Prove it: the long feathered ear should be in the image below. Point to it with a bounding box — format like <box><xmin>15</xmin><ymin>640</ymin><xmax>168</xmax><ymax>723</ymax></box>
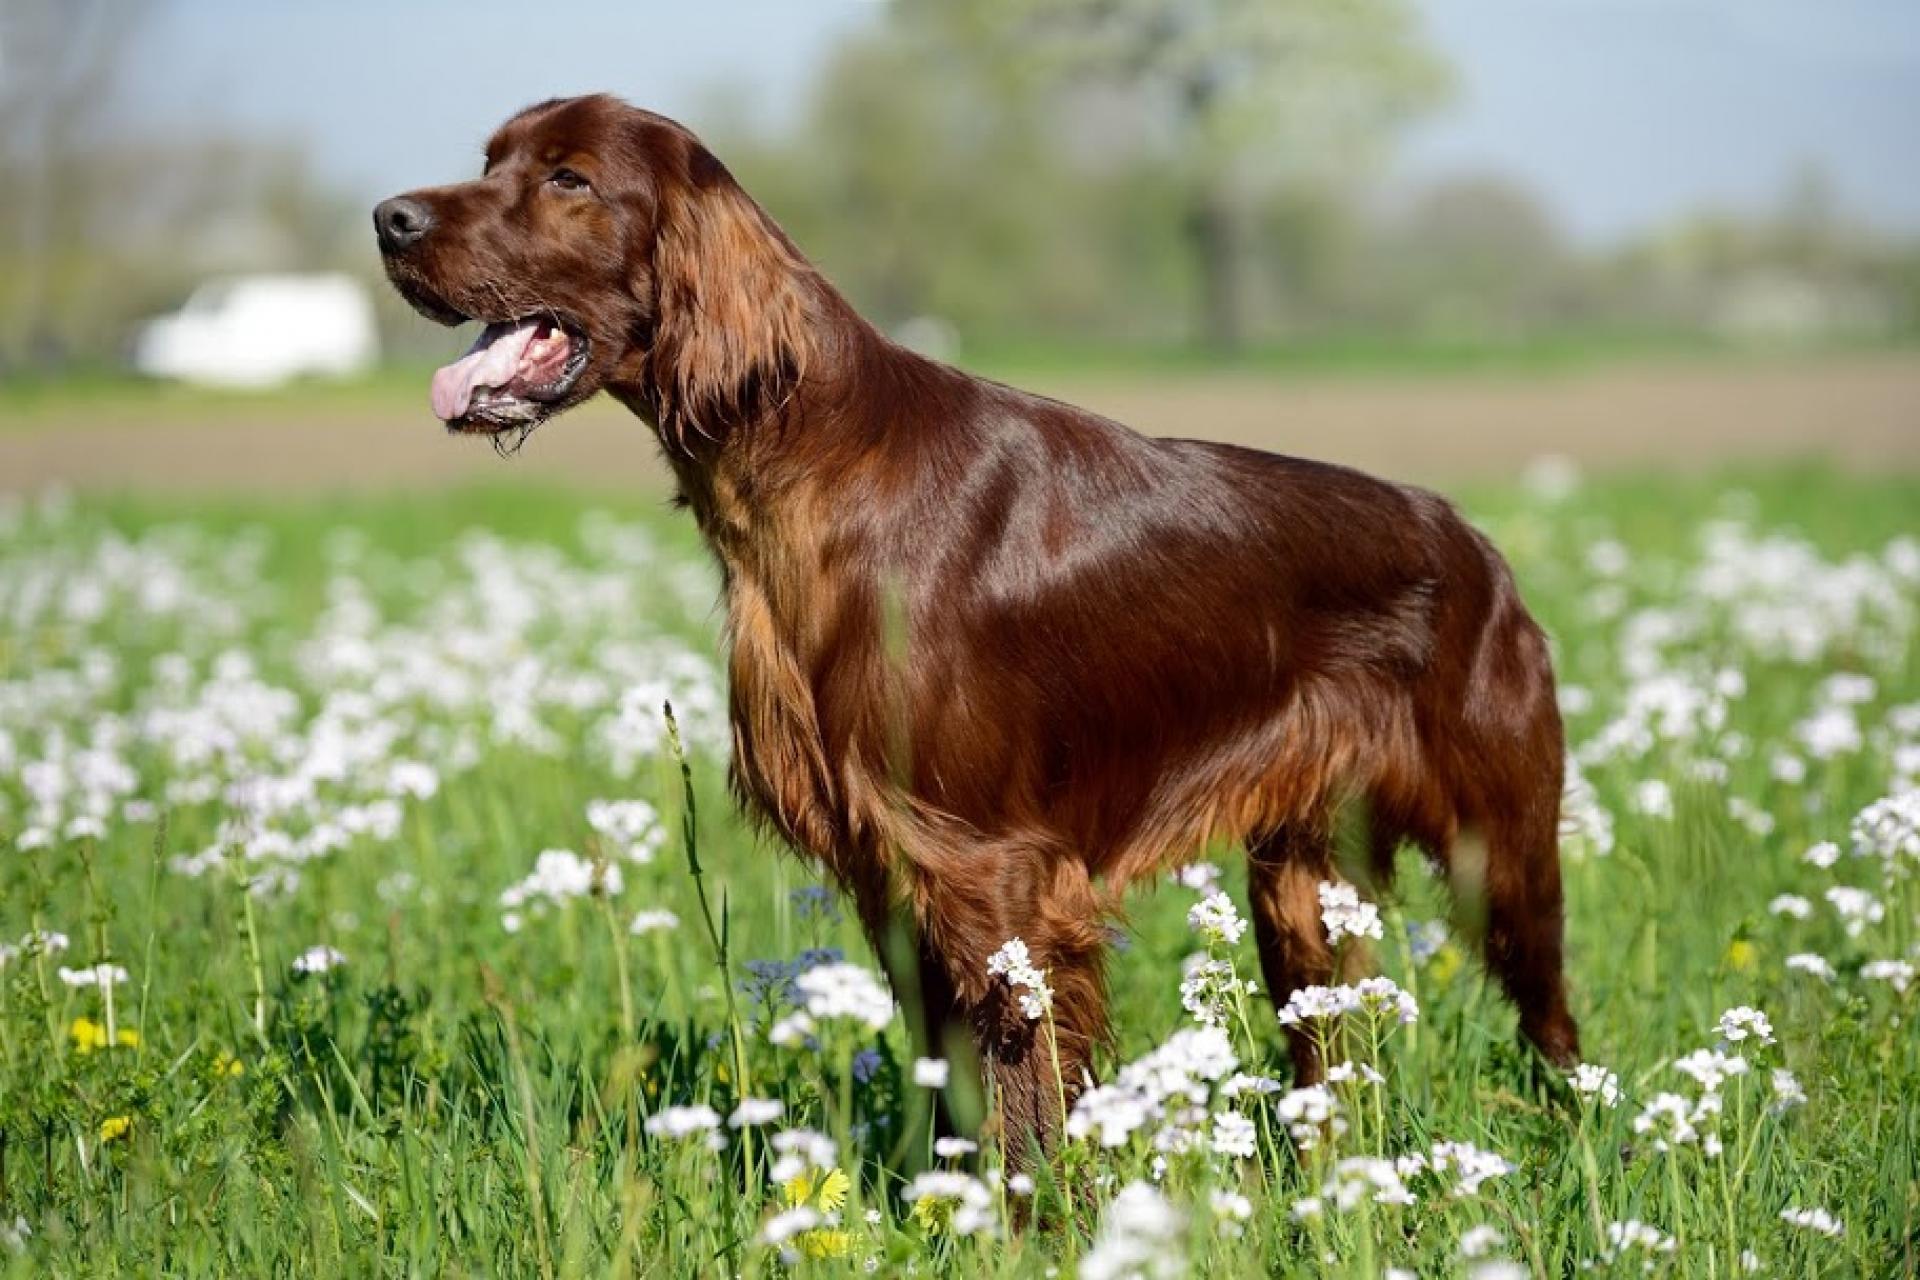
<box><xmin>649</xmin><ymin>147</ymin><xmax>813</xmax><ymax>442</ymax></box>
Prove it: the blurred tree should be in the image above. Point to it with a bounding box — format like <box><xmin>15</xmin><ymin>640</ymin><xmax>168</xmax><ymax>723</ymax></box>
<box><xmin>896</xmin><ymin>0</ymin><xmax>1452</xmax><ymax>351</ymax></box>
<box><xmin>0</xmin><ymin>0</ymin><xmax>147</xmax><ymax>366</ymax></box>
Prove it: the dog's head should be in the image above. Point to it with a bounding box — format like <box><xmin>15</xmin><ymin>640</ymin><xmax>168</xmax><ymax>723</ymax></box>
<box><xmin>375</xmin><ymin>94</ymin><xmax>812</xmax><ymax>440</ymax></box>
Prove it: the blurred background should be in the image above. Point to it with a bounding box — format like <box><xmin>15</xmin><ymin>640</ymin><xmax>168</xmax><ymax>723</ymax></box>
<box><xmin>3</xmin><ymin>0</ymin><xmax>1917</xmax><ymax>491</ymax></box>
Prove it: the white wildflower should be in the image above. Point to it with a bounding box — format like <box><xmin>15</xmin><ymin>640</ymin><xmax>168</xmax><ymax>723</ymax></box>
<box><xmin>1569</xmin><ymin>1063</ymin><xmax>1621</xmax><ymax>1107</ymax></box>
<box><xmin>794</xmin><ymin>962</ymin><xmax>895</xmax><ymax>1031</ymax></box>
<box><xmin>1862</xmin><ymin>959</ymin><xmax>1915</xmax><ymax>993</ymax></box>
<box><xmin>1673</xmin><ymin>1048</ymin><xmax>1749</xmax><ymax>1092</ymax></box>
<box><xmin>728</xmin><ymin>1098</ymin><xmax>784</xmax><ymax>1128</ymax></box>
<box><xmin>1717</xmin><ymin>1005</ymin><xmax>1776</xmax><ymax>1047</ymax></box>
<box><xmin>57</xmin><ymin>962</ymin><xmax>129</xmax><ymax>988</ymax></box>
<box><xmin>1824</xmin><ymin>886</ymin><xmax>1885</xmax><ymax>937</ymax></box>
<box><xmin>1316</xmin><ymin>880</ymin><xmax>1383</xmax><ymax>946</ymax></box>
<box><xmin>1779</xmin><ymin>1206</ymin><xmax>1843</xmax><ymax>1237</ymax></box>
<box><xmin>1210</xmin><ymin>1111</ymin><xmax>1257</xmax><ymax>1159</ymax></box>
<box><xmin>1768</xmin><ymin>894</ymin><xmax>1813</xmax><ymax>920</ymax></box>
<box><xmin>628</xmin><ymin>908</ymin><xmax>680</xmax><ymax>935</ymax></box>
<box><xmin>1459</xmin><ymin>1225</ymin><xmax>1505</xmax><ymax>1259</ymax></box>
<box><xmin>1080</xmin><ymin>1182</ymin><xmax>1183</xmax><ymax>1280</ymax></box>
<box><xmin>986</xmin><ymin>938</ymin><xmax>1054</xmax><ymax>1020</ymax></box>
<box><xmin>1785</xmin><ymin>952</ymin><xmax>1836</xmax><ymax>981</ymax></box>
<box><xmin>645</xmin><ymin>1104</ymin><xmax>722</xmax><ymax>1140</ymax></box>
<box><xmin>1188</xmin><ymin>892</ymin><xmax>1247</xmax><ymax>946</ymax></box>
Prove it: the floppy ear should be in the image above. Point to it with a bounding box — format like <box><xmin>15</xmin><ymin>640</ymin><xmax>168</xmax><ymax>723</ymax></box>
<box><xmin>650</xmin><ymin>147</ymin><xmax>813</xmax><ymax>441</ymax></box>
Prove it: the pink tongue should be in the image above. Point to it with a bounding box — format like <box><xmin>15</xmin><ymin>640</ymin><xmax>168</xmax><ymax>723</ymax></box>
<box><xmin>430</xmin><ymin>322</ymin><xmax>540</xmax><ymax>421</ymax></box>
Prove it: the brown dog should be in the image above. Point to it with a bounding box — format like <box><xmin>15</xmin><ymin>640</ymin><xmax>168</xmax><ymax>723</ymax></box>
<box><xmin>376</xmin><ymin>94</ymin><xmax>1579</xmax><ymax>1157</ymax></box>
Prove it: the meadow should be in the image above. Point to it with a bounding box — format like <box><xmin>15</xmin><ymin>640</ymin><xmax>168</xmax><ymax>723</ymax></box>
<box><xmin>0</xmin><ymin>466</ymin><xmax>1915</xmax><ymax>1277</ymax></box>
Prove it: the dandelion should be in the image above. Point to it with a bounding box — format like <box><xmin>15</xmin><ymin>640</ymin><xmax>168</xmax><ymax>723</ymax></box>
<box><xmin>912</xmin><ymin>1057</ymin><xmax>950</xmax><ymax>1088</ymax></box>
<box><xmin>1779</xmin><ymin>1206</ymin><xmax>1844</xmax><ymax>1237</ymax></box>
<box><xmin>1187</xmin><ymin>892</ymin><xmax>1247</xmax><ymax>946</ymax></box>
<box><xmin>291</xmin><ymin>946</ymin><xmax>346</xmax><ymax>975</ymax></box>
<box><xmin>1569</xmin><ymin>1063</ymin><xmax>1621</xmax><ymax>1107</ymax></box>
<box><xmin>902</xmin><ymin>1170</ymin><xmax>995</xmax><ymax>1237</ymax></box>
<box><xmin>98</xmin><ymin>1115</ymin><xmax>132</xmax><ymax>1143</ymax></box>
<box><xmin>628</xmin><ymin>908</ymin><xmax>680</xmax><ymax>935</ymax></box>
<box><xmin>728</xmin><ymin>1098</ymin><xmax>784</xmax><ymax>1128</ymax></box>
<box><xmin>1717</xmin><ymin>1005</ymin><xmax>1776</xmax><ymax>1047</ymax></box>
<box><xmin>760</xmin><ymin>1206</ymin><xmax>822</xmax><ymax>1248</ymax></box>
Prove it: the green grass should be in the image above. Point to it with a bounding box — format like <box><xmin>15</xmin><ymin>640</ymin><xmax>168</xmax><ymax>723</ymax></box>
<box><xmin>1</xmin><ymin>468</ymin><xmax>1916</xmax><ymax>1276</ymax></box>
<box><xmin>7</xmin><ymin>329</ymin><xmax>1917</xmax><ymax>432</ymax></box>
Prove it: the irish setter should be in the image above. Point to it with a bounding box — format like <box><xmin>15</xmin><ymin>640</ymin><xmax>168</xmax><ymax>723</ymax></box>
<box><xmin>376</xmin><ymin>94</ymin><xmax>1579</xmax><ymax>1159</ymax></box>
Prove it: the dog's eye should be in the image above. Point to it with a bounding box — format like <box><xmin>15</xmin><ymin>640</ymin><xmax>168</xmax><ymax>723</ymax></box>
<box><xmin>548</xmin><ymin>168</ymin><xmax>590</xmax><ymax>192</ymax></box>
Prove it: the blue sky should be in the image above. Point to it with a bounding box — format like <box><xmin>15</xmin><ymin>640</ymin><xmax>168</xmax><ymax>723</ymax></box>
<box><xmin>120</xmin><ymin>0</ymin><xmax>1920</xmax><ymax>243</ymax></box>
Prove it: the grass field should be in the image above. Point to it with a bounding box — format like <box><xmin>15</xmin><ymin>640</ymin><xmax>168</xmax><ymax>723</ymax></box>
<box><xmin>0</xmin><ymin>468</ymin><xmax>1916</xmax><ymax>1276</ymax></box>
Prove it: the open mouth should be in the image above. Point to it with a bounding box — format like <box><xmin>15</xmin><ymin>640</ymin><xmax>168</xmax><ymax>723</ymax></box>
<box><xmin>429</xmin><ymin>317</ymin><xmax>591</xmax><ymax>431</ymax></box>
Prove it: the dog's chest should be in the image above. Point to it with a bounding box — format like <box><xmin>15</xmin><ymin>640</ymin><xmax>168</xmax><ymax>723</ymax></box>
<box><xmin>717</xmin><ymin>561</ymin><xmax>864</xmax><ymax>868</ymax></box>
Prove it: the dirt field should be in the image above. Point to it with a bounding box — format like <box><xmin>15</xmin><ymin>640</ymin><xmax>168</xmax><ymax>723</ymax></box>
<box><xmin>5</xmin><ymin>352</ymin><xmax>1917</xmax><ymax>496</ymax></box>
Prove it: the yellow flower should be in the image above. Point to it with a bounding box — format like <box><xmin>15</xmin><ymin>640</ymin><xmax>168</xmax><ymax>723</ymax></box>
<box><xmin>910</xmin><ymin>1195</ymin><xmax>947</xmax><ymax>1232</ymax></box>
<box><xmin>1725</xmin><ymin>939</ymin><xmax>1757</xmax><ymax>973</ymax></box>
<box><xmin>214</xmin><ymin>1051</ymin><xmax>245</xmax><ymax>1077</ymax></box>
<box><xmin>1428</xmin><ymin>944</ymin><xmax>1464</xmax><ymax>986</ymax></box>
<box><xmin>70</xmin><ymin>1017</ymin><xmax>108</xmax><ymax>1054</ymax></box>
<box><xmin>99</xmin><ymin>1115</ymin><xmax>132</xmax><ymax>1143</ymax></box>
<box><xmin>800</xmin><ymin>1229</ymin><xmax>853</xmax><ymax>1260</ymax></box>
<box><xmin>69</xmin><ymin>1018</ymin><xmax>138</xmax><ymax>1054</ymax></box>
<box><xmin>783</xmin><ymin>1167</ymin><xmax>850</xmax><ymax>1212</ymax></box>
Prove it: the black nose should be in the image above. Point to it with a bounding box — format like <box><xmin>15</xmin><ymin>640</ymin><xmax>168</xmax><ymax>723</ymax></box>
<box><xmin>374</xmin><ymin>196</ymin><xmax>435</xmax><ymax>252</ymax></box>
